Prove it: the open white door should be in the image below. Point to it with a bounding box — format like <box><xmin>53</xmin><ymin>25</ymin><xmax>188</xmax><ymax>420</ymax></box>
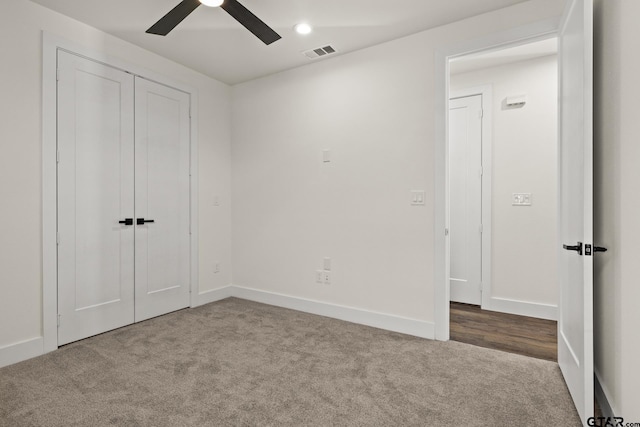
<box><xmin>558</xmin><ymin>0</ymin><xmax>594</xmax><ymax>423</ymax></box>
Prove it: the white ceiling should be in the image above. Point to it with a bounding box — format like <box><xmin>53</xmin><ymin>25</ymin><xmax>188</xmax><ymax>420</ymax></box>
<box><xmin>450</xmin><ymin>37</ymin><xmax>558</xmax><ymax>75</ymax></box>
<box><xmin>30</xmin><ymin>0</ymin><xmax>529</xmax><ymax>85</ymax></box>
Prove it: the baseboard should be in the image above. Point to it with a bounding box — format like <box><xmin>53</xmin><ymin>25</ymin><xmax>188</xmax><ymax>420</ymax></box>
<box><xmin>0</xmin><ymin>337</ymin><xmax>44</xmax><ymax>369</ymax></box>
<box><xmin>484</xmin><ymin>297</ymin><xmax>557</xmax><ymax>321</ymax></box>
<box><xmin>595</xmin><ymin>369</ymin><xmax>618</xmax><ymax>418</ymax></box>
<box><xmin>194</xmin><ymin>285</ymin><xmax>234</xmax><ymax>306</ymax></box>
<box><xmin>2</xmin><ymin>286</ymin><xmax>434</xmax><ymax>369</ymax></box>
<box><xmin>231</xmin><ymin>285</ymin><xmax>435</xmax><ymax>339</ymax></box>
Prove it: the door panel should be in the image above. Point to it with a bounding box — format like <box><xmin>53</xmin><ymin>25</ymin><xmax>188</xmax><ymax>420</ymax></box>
<box><xmin>134</xmin><ymin>77</ymin><xmax>191</xmax><ymax>322</ymax></box>
<box><xmin>449</xmin><ymin>95</ymin><xmax>483</xmax><ymax>305</ymax></box>
<box><xmin>57</xmin><ymin>50</ymin><xmax>135</xmax><ymax>345</ymax></box>
<box><xmin>558</xmin><ymin>0</ymin><xmax>594</xmax><ymax>423</ymax></box>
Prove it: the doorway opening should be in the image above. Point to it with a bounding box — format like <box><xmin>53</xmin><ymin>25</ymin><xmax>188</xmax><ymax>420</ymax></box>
<box><xmin>446</xmin><ymin>38</ymin><xmax>560</xmax><ymax>360</ymax></box>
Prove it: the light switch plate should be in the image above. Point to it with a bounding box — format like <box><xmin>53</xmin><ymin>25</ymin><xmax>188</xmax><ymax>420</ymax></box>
<box><xmin>411</xmin><ymin>190</ymin><xmax>426</xmax><ymax>206</ymax></box>
<box><xmin>322</xmin><ymin>150</ymin><xmax>331</xmax><ymax>163</ymax></box>
<box><xmin>512</xmin><ymin>193</ymin><xmax>532</xmax><ymax>206</ymax></box>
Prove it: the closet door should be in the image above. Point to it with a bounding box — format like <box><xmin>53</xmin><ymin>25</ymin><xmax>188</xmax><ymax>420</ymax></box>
<box><xmin>134</xmin><ymin>77</ymin><xmax>191</xmax><ymax>322</ymax></box>
<box><xmin>57</xmin><ymin>51</ymin><xmax>135</xmax><ymax>345</ymax></box>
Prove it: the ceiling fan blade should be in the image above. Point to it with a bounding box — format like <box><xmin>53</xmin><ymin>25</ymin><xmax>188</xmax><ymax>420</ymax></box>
<box><xmin>220</xmin><ymin>0</ymin><xmax>281</xmax><ymax>45</ymax></box>
<box><xmin>146</xmin><ymin>0</ymin><xmax>201</xmax><ymax>36</ymax></box>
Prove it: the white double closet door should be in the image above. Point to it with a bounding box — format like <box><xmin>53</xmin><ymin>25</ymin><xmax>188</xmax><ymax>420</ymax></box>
<box><xmin>57</xmin><ymin>51</ymin><xmax>191</xmax><ymax>345</ymax></box>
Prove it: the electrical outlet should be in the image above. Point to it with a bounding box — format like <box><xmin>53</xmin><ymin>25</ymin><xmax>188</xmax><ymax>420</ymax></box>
<box><xmin>316</xmin><ymin>270</ymin><xmax>324</xmax><ymax>284</ymax></box>
<box><xmin>323</xmin><ymin>272</ymin><xmax>331</xmax><ymax>285</ymax></box>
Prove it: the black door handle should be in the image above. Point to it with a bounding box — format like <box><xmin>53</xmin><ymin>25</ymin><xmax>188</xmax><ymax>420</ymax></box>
<box><xmin>594</xmin><ymin>246</ymin><xmax>608</xmax><ymax>253</ymax></box>
<box><xmin>118</xmin><ymin>218</ymin><xmax>133</xmax><ymax>226</ymax></box>
<box><xmin>137</xmin><ymin>218</ymin><xmax>155</xmax><ymax>225</ymax></box>
<box><xmin>563</xmin><ymin>242</ymin><xmax>583</xmax><ymax>255</ymax></box>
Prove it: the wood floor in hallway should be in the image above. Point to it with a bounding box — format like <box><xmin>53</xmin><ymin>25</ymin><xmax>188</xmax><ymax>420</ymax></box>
<box><xmin>449</xmin><ymin>302</ymin><xmax>557</xmax><ymax>362</ymax></box>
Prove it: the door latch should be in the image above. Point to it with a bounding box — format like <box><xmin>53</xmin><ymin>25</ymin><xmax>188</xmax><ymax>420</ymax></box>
<box><xmin>584</xmin><ymin>244</ymin><xmax>608</xmax><ymax>256</ymax></box>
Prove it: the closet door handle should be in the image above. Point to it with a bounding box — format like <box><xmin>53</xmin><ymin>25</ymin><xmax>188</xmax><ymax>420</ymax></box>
<box><xmin>137</xmin><ymin>218</ymin><xmax>155</xmax><ymax>225</ymax></box>
<box><xmin>118</xmin><ymin>218</ymin><xmax>133</xmax><ymax>226</ymax></box>
<box><xmin>563</xmin><ymin>242</ymin><xmax>583</xmax><ymax>255</ymax></box>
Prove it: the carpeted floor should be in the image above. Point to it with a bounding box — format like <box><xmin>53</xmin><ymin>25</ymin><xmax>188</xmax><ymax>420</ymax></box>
<box><xmin>0</xmin><ymin>298</ymin><xmax>580</xmax><ymax>426</ymax></box>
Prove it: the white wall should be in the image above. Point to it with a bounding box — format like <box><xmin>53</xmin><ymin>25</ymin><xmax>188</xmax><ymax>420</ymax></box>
<box><xmin>231</xmin><ymin>0</ymin><xmax>564</xmax><ymax>329</ymax></box>
<box><xmin>594</xmin><ymin>0</ymin><xmax>640</xmax><ymax>420</ymax></box>
<box><xmin>451</xmin><ymin>54</ymin><xmax>559</xmax><ymax>316</ymax></box>
<box><xmin>0</xmin><ymin>1</ymin><xmax>232</xmax><ymax>354</ymax></box>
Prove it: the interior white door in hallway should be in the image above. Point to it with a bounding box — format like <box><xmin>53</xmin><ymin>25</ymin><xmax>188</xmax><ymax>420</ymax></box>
<box><xmin>557</xmin><ymin>0</ymin><xmax>594</xmax><ymax>422</ymax></box>
<box><xmin>449</xmin><ymin>95</ymin><xmax>483</xmax><ymax>305</ymax></box>
<box><xmin>57</xmin><ymin>51</ymin><xmax>190</xmax><ymax>345</ymax></box>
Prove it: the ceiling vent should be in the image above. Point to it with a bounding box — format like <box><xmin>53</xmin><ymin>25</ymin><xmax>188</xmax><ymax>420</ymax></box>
<box><xmin>303</xmin><ymin>45</ymin><xmax>337</xmax><ymax>60</ymax></box>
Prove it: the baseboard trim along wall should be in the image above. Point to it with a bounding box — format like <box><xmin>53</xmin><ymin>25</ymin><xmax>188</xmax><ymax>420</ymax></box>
<box><xmin>0</xmin><ymin>337</ymin><xmax>44</xmax><ymax>369</ymax></box>
<box><xmin>196</xmin><ymin>286</ymin><xmax>235</xmax><ymax>306</ymax></box>
<box><xmin>1</xmin><ymin>285</ymin><xmax>435</xmax><ymax>368</ymax></box>
<box><xmin>595</xmin><ymin>369</ymin><xmax>617</xmax><ymax>419</ymax></box>
<box><xmin>230</xmin><ymin>285</ymin><xmax>436</xmax><ymax>340</ymax></box>
<box><xmin>485</xmin><ymin>297</ymin><xmax>557</xmax><ymax>321</ymax></box>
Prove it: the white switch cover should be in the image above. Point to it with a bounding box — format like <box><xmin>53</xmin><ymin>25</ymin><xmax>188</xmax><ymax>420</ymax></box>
<box><xmin>323</xmin><ymin>258</ymin><xmax>331</xmax><ymax>271</ymax></box>
<box><xmin>411</xmin><ymin>191</ymin><xmax>426</xmax><ymax>206</ymax></box>
<box><xmin>322</xmin><ymin>150</ymin><xmax>331</xmax><ymax>163</ymax></box>
<box><xmin>512</xmin><ymin>193</ymin><xmax>532</xmax><ymax>206</ymax></box>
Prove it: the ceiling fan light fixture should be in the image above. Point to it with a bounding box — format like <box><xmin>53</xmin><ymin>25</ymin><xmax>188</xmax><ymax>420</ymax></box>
<box><xmin>199</xmin><ymin>0</ymin><xmax>224</xmax><ymax>7</ymax></box>
<box><xmin>294</xmin><ymin>23</ymin><xmax>313</xmax><ymax>35</ymax></box>
<box><xmin>147</xmin><ymin>0</ymin><xmax>281</xmax><ymax>45</ymax></box>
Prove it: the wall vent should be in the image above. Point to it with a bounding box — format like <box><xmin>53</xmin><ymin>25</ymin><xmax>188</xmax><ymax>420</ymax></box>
<box><xmin>303</xmin><ymin>45</ymin><xmax>337</xmax><ymax>60</ymax></box>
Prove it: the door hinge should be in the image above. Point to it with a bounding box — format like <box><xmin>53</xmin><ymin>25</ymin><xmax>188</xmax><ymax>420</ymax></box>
<box><xmin>57</xmin><ymin>314</ymin><xmax>61</xmax><ymax>327</ymax></box>
<box><xmin>56</xmin><ymin>232</ymin><xmax>60</xmax><ymax>245</ymax></box>
<box><xmin>479</xmin><ymin>224</ymin><xmax>483</xmax><ymax>234</ymax></box>
<box><xmin>56</xmin><ymin>68</ymin><xmax>60</xmax><ymax>82</ymax></box>
<box><xmin>445</xmin><ymin>228</ymin><xmax>449</xmax><ymax>236</ymax></box>
<box><xmin>56</xmin><ymin>150</ymin><xmax>60</xmax><ymax>163</ymax></box>
<box><xmin>478</xmin><ymin>109</ymin><xmax>483</xmax><ymax>119</ymax></box>
<box><xmin>479</xmin><ymin>167</ymin><xmax>483</xmax><ymax>177</ymax></box>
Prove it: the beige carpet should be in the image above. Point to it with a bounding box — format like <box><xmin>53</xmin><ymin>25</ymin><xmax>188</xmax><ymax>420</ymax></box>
<box><xmin>0</xmin><ymin>298</ymin><xmax>580</xmax><ymax>426</ymax></box>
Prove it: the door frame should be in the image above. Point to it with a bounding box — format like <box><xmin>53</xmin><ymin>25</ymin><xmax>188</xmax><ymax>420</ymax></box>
<box><xmin>42</xmin><ymin>32</ymin><xmax>200</xmax><ymax>353</ymax></box>
<box><xmin>434</xmin><ymin>19</ymin><xmax>559</xmax><ymax>340</ymax></box>
<box><xmin>449</xmin><ymin>87</ymin><xmax>493</xmax><ymax>309</ymax></box>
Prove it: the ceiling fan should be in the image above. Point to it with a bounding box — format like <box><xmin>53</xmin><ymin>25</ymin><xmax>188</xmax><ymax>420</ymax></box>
<box><xmin>146</xmin><ymin>0</ymin><xmax>281</xmax><ymax>45</ymax></box>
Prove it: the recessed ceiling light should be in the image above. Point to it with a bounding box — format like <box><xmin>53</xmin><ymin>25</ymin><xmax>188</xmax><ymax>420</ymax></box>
<box><xmin>294</xmin><ymin>23</ymin><xmax>313</xmax><ymax>35</ymax></box>
<box><xmin>199</xmin><ymin>0</ymin><xmax>224</xmax><ymax>7</ymax></box>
